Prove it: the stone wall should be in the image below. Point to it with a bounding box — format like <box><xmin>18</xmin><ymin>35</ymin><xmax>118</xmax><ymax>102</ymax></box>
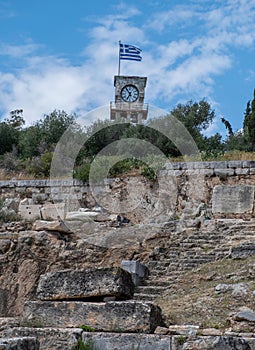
<box><xmin>1</xmin><ymin>160</ymin><xmax>255</xmax><ymax>222</ymax></box>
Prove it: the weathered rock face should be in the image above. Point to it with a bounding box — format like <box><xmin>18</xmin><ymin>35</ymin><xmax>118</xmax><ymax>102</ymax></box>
<box><xmin>173</xmin><ymin>336</ymin><xmax>251</xmax><ymax>350</ymax></box>
<box><xmin>2</xmin><ymin>328</ymin><xmax>82</xmax><ymax>350</ymax></box>
<box><xmin>0</xmin><ymin>337</ymin><xmax>39</xmax><ymax>350</ymax></box>
<box><xmin>22</xmin><ymin>300</ymin><xmax>162</xmax><ymax>333</ymax></box>
<box><xmin>36</xmin><ymin>267</ymin><xmax>134</xmax><ymax>301</ymax></box>
<box><xmin>212</xmin><ymin>185</ymin><xmax>254</xmax><ymax>214</ymax></box>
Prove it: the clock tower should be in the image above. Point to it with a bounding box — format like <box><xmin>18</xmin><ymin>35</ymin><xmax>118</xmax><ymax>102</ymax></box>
<box><xmin>110</xmin><ymin>75</ymin><xmax>148</xmax><ymax>123</ymax></box>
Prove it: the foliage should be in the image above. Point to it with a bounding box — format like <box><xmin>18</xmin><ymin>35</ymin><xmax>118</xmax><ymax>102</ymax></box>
<box><xmin>74</xmin><ymin>162</ymin><xmax>91</xmax><ymax>182</ymax></box>
<box><xmin>27</xmin><ymin>152</ymin><xmax>53</xmax><ymax>178</ymax></box>
<box><xmin>71</xmin><ymin>339</ymin><xmax>98</xmax><ymax>350</ymax></box>
<box><xmin>221</xmin><ymin>117</ymin><xmax>233</xmax><ymax>136</ymax></box>
<box><xmin>79</xmin><ymin>325</ymin><xmax>95</xmax><ymax>332</ymax></box>
<box><xmin>176</xmin><ymin>335</ymin><xmax>187</xmax><ymax>345</ymax></box>
<box><xmin>243</xmin><ymin>90</ymin><xmax>255</xmax><ymax>150</ymax></box>
<box><xmin>0</xmin><ymin>122</ymin><xmax>19</xmax><ymax>155</ymax></box>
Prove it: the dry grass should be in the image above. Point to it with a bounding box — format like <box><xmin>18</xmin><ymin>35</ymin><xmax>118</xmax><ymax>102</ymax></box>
<box><xmin>0</xmin><ymin>168</ymin><xmax>45</xmax><ymax>180</ymax></box>
<box><xmin>156</xmin><ymin>256</ymin><xmax>255</xmax><ymax>330</ymax></box>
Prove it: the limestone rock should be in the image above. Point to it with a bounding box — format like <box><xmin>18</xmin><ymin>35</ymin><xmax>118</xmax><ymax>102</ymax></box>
<box><xmin>2</xmin><ymin>328</ymin><xmax>82</xmax><ymax>350</ymax></box>
<box><xmin>2</xmin><ymin>328</ymin><xmax>170</xmax><ymax>350</ymax></box>
<box><xmin>18</xmin><ymin>204</ymin><xmax>41</xmax><ymax>221</ymax></box>
<box><xmin>37</xmin><ymin>267</ymin><xmax>134</xmax><ymax>301</ymax></box>
<box><xmin>230</xmin><ymin>244</ymin><xmax>255</xmax><ymax>259</ymax></box>
<box><xmin>199</xmin><ymin>328</ymin><xmax>222</xmax><ymax>336</ymax></box>
<box><xmin>65</xmin><ymin>211</ymin><xmax>99</xmax><ymax>221</ymax></box>
<box><xmin>0</xmin><ymin>337</ymin><xmax>39</xmax><ymax>350</ymax></box>
<box><xmin>173</xmin><ymin>335</ymin><xmax>251</xmax><ymax>349</ymax></box>
<box><xmin>212</xmin><ymin>185</ymin><xmax>254</xmax><ymax>214</ymax></box>
<box><xmin>235</xmin><ymin>308</ymin><xmax>255</xmax><ymax>322</ymax></box>
<box><xmin>40</xmin><ymin>203</ymin><xmax>66</xmax><ymax>220</ymax></box>
<box><xmin>32</xmin><ymin>220</ymin><xmax>71</xmax><ymax>233</ymax></box>
<box><xmin>168</xmin><ymin>324</ymin><xmax>199</xmax><ymax>337</ymax></box>
<box><xmin>154</xmin><ymin>326</ymin><xmax>170</xmax><ymax>335</ymax></box>
<box><xmin>215</xmin><ymin>283</ymin><xmax>248</xmax><ymax>297</ymax></box>
<box><xmin>82</xmin><ymin>332</ymin><xmax>170</xmax><ymax>350</ymax></box>
<box><xmin>23</xmin><ymin>300</ymin><xmax>163</xmax><ymax>333</ymax></box>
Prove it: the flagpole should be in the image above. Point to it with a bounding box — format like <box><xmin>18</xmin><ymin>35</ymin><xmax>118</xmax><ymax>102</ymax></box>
<box><xmin>118</xmin><ymin>40</ymin><xmax>121</xmax><ymax>75</ymax></box>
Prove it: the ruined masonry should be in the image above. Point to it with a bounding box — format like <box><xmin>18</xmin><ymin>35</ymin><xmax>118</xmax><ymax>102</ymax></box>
<box><xmin>23</xmin><ymin>267</ymin><xmax>163</xmax><ymax>333</ymax></box>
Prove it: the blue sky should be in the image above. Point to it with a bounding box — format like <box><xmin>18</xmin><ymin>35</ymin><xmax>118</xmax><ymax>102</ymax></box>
<box><xmin>0</xmin><ymin>0</ymin><xmax>255</xmax><ymax>135</ymax></box>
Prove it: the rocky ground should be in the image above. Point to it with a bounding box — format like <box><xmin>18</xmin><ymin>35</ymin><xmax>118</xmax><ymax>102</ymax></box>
<box><xmin>1</xmin><ymin>213</ymin><xmax>255</xmax><ymax>348</ymax></box>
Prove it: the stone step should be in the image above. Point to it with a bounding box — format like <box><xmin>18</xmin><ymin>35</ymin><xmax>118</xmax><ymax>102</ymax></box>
<box><xmin>133</xmin><ymin>293</ymin><xmax>158</xmax><ymax>301</ymax></box>
<box><xmin>135</xmin><ymin>285</ymin><xmax>167</xmax><ymax>294</ymax></box>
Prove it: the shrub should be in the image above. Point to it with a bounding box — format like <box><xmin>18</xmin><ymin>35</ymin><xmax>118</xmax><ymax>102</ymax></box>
<box><xmin>71</xmin><ymin>339</ymin><xmax>98</xmax><ymax>350</ymax></box>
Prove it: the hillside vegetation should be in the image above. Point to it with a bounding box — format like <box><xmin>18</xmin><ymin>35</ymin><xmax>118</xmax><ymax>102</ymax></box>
<box><xmin>1</xmin><ymin>88</ymin><xmax>255</xmax><ymax>181</ymax></box>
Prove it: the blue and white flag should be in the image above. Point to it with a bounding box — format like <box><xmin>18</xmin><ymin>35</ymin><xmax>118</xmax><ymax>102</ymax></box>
<box><xmin>119</xmin><ymin>43</ymin><xmax>142</xmax><ymax>61</ymax></box>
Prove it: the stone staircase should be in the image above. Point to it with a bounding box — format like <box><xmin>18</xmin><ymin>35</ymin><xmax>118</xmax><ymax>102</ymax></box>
<box><xmin>133</xmin><ymin>219</ymin><xmax>255</xmax><ymax>301</ymax></box>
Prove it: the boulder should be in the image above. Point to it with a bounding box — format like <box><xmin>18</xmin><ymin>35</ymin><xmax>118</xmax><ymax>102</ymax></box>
<box><xmin>23</xmin><ymin>300</ymin><xmax>162</xmax><ymax>333</ymax></box>
<box><xmin>37</xmin><ymin>267</ymin><xmax>134</xmax><ymax>301</ymax></box>
<box><xmin>235</xmin><ymin>308</ymin><xmax>255</xmax><ymax>322</ymax></box>
<box><xmin>32</xmin><ymin>220</ymin><xmax>71</xmax><ymax>233</ymax></box>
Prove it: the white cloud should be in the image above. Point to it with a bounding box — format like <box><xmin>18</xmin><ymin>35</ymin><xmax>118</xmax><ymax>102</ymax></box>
<box><xmin>1</xmin><ymin>0</ymin><xmax>255</xmax><ymax>130</ymax></box>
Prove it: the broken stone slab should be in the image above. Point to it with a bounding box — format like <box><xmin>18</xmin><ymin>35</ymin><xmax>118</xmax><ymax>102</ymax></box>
<box><xmin>0</xmin><ymin>337</ymin><xmax>39</xmax><ymax>350</ymax></box>
<box><xmin>199</xmin><ymin>328</ymin><xmax>222</xmax><ymax>336</ymax></box>
<box><xmin>168</xmin><ymin>324</ymin><xmax>199</xmax><ymax>337</ymax></box>
<box><xmin>32</xmin><ymin>220</ymin><xmax>71</xmax><ymax>233</ymax></box>
<box><xmin>23</xmin><ymin>300</ymin><xmax>162</xmax><ymax>333</ymax></box>
<box><xmin>65</xmin><ymin>211</ymin><xmax>99</xmax><ymax>221</ymax></box>
<box><xmin>37</xmin><ymin>267</ymin><xmax>134</xmax><ymax>301</ymax></box>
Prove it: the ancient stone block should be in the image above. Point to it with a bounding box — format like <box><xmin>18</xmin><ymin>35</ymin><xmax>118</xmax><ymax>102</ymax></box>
<box><xmin>0</xmin><ymin>337</ymin><xmax>39</xmax><ymax>350</ymax></box>
<box><xmin>212</xmin><ymin>185</ymin><xmax>254</xmax><ymax>214</ymax></box>
<box><xmin>40</xmin><ymin>203</ymin><xmax>66</xmax><ymax>220</ymax></box>
<box><xmin>121</xmin><ymin>260</ymin><xmax>149</xmax><ymax>286</ymax></box>
<box><xmin>171</xmin><ymin>335</ymin><xmax>251</xmax><ymax>349</ymax></box>
<box><xmin>65</xmin><ymin>211</ymin><xmax>99</xmax><ymax>221</ymax></box>
<box><xmin>82</xmin><ymin>332</ymin><xmax>170</xmax><ymax>350</ymax></box>
<box><xmin>18</xmin><ymin>204</ymin><xmax>41</xmax><ymax>221</ymax></box>
<box><xmin>37</xmin><ymin>267</ymin><xmax>134</xmax><ymax>301</ymax></box>
<box><xmin>23</xmin><ymin>300</ymin><xmax>162</xmax><ymax>333</ymax></box>
<box><xmin>3</xmin><ymin>328</ymin><xmax>82</xmax><ymax>350</ymax></box>
<box><xmin>32</xmin><ymin>220</ymin><xmax>71</xmax><ymax>233</ymax></box>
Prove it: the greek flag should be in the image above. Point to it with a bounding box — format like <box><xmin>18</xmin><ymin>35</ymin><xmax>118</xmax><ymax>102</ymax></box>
<box><xmin>119</xmin><ymin>43</ymin><xmax>142</xmax><ymax>61</ymax></box>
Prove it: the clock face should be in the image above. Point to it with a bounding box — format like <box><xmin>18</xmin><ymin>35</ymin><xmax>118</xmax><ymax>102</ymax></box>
<box><xmin>121</xmin><ymin>85</ymin><xmax>139</xmax><ymax>102</ymax></box>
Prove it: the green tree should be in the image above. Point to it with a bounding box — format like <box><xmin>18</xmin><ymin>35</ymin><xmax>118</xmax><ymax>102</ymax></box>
<box><xmin>221</xmin><ymin>117</ymin><xmax>233</xmax><ymax>137</ymax></box>
<box><xmin>0</xmin><ymin>122</ymin><xmax>18</xmax><ymax>154</ymax></box>
<box><xmin>19</xmin><ymin>110</ymin><xmax>78</xmax><ymax>159</ymax></box>
<box><xmin>6</xmin><ymin>109</ymin><xmax>25</xmax><ymax>130</ymax></box>
<box><xmin>243</xmin><ymin>90</ymin><xmax>255</xmax><ymax>150</ymax></box>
